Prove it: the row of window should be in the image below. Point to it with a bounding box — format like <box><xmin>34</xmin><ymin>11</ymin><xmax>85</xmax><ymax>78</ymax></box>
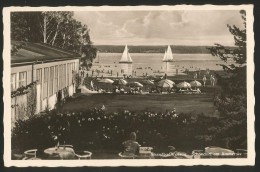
<box><xmin>41</xmin><ymin>62</ymin><xmax>76</xmax><ymax>98</ymax></box>
<box><xmin>11</xmin><ymin>62</ymin><xmax>77</xmax><ymax>99</ymax></box>
<box><xmin>11</xmin><ymin>72</ymin><xmax>27</xmax><ymax>91</ymax></box>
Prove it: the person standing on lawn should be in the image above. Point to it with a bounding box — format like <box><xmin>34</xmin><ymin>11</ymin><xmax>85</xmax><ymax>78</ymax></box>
<box><xmin>194</xmin><ymin>73</ymin><xmax>197</xmax><ymax>80</ymax></box>
<box><xmin>203</xmin><ymin>75</ymin><xmax>207</xmax><ymax>87</ymax></box>
<box><xmin>210</xmin><ymin>75</ymin><xmax>216</xmax><ymax>86</ymax></box>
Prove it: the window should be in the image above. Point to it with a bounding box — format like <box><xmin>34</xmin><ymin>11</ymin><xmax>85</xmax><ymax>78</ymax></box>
<box><xmin>72</xmin><ymin>62</ymin><xmax>75</xmax><ymax>71</ymax></box>
<box><xmin>49</xmin><ymin>66</ymin><xmax>54</xmax><ymax>95</ymax></box>
<box><xmin>67</xmin><ymin>63</ymin><xmax>71</xmax><ymax>86</ymax></box>
<box><xmin>68</xmin><ymin>63</ymin><xmax>73</xmax><ymax>85</ymax></box>
<box><xmin>43</xmin><ymin>68</ymin><xmax>49</xmax><ymax>98</ymax></box>
<box><xmin>19</xmin><ymin>71</ymin><xmax>27</xmax><ymax>87</ymax></box>
<box><xmin>58</xmin><ymin>64</ymin><xmax>67</xmax><ymax>89</ymax></box>
<box><xmin>36</xmin><ymin>69</ymin><xmax>42</xmax><ymax>84</ymax></box>
<box><xmin>73</xmin><ymin>62</ymin><xmax>76</xmax><ymax>72</ymax></box>
<box><xmin>54</xmin><ymin>65</ymin><xmax>58</xmax><ymax>93</ymax></box>
<box><xmin>59</xmin><ymin>65</ymin><xmax>63</xmax><ymax>90</ymax></box>
<box><xmin>71</xmin><ymin>62</ymin><xmax>74</xmax><ymax>84</ymax></box>
<box><xmin>11</xmin><ymin>73</ymin><xmax>17</xmax><ymax>91</ymax></box>
<box><xmin>63</xmin><ymin>64</ymin><xmax>66</xmax><ymax>87</ymax></box>
<box><xmin>75</xmin><ymin>62</ymin><xmax>78</xmax><ymax>72</ymax></box>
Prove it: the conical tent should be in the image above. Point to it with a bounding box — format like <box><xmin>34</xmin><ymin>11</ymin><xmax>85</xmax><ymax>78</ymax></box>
<box><xmin>127</xmin><ymin>46</ymin><xmax>133</xmax><ymax>62</ymax></box>
<box><xmin>166</xmin><ymin>45</ymin><xmax>173</xmax><ymax>61</ymax></box>
<box><xmin>162</xmin><ymin>50</ymin><xmax>167</xmax><ymax>61</ymax></box>
<box><xmin>163</xmin><ymin>45</ymin><xmax>174</xmax><ymax>62</ymax></box>
<box><xmin>119</xmin><ymin>45</ymin><xmax>133</xmax><ymax>63</ymax></box>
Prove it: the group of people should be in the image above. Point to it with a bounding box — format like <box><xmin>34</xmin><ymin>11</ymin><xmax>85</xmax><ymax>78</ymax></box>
<box><xmin>85</xmin><ymin>82</ymin><xmax>203</xmax><ymax>95</ymax></box>
<box><xmin>178</xmin><ymin>87</ymin><xmax>201</xmax><ymax>94</ymax></box>
<box><xmin>113</xmin><ymin>86</ymin><xmax>142</xmax><ymax>94</ymax></box>
<box><xmin>113</xmin><ymin>87</ymin><xmax>125</xmax><ymax>94</ymax></box>
<box><xmin>202</xmin><ymin>74</ymin><xmax>216</xmax><ymax>87</ymax></box>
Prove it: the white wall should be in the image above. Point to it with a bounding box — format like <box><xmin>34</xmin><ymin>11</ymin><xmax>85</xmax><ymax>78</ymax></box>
<box><xmin>35</xmin><ymin>83</ymin><xmax>41</xmax><ymax>114</ymax></box>
<box><xmin>11</xmin><ymin>65</ymin><xmax>31</xmax><ymax>90</ymax></box>
<box><xmin>11</xmin><ymin>58</ymin><xmax>79</xmax><ymax>123</ymax></box>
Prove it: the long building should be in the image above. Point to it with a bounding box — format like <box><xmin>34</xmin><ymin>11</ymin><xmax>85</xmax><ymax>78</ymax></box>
<box><xmin>11</xmin><ymin>41</ymin><xmax>80</xmax><ymax>124</ymax></box>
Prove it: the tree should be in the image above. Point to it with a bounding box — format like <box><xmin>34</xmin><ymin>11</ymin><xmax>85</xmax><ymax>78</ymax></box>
<box><xmin>41</xmin><ymin>12</ymin><xmax>75</xmax><ymax>46</ymax></box>
<box><xmin>81</xmin><ymin>44</ymin><xmax>97</xmax><ymax>69</ymax></box>
<box><xmin>209</xmin><ymin>10</ymin><xmax>246</xmax><ymax>71</ymax></box>
<box><xmin>11</xmin><ymin>11</ymin><xmax>97</xmax><ymax>69</ymax></box>
<box><xmin>11</xmin><ymin>12</ymin><xmax>42</xmax><ymax>42</ymax></box>
<box><xmin>208</xmin><ymin>10</ymin><xmax>246</xmax><ymax>95</ymax></box>
<box><xmin>207</xmin><ymin>10</ymin><xmax>247</xmax><ymax>150</ymax></box>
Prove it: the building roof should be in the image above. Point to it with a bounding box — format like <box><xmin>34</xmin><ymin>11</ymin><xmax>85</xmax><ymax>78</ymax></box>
<box><xmin>11</xmin><ymin>41</ymin><xmax>80</xmax><ymax>66</ymax></box>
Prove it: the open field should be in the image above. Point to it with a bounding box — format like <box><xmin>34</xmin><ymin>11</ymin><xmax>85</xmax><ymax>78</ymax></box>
<box><xmin>62</xmin><ymin>93</ymin><xmax>218</xmax><ymax>117</ymax></box>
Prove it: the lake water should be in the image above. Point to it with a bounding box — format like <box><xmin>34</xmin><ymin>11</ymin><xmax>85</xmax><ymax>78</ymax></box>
<box><xmin>87</xmin><ymin>53</ymin><xmax>231</xmax><ymax>77</ymax></box>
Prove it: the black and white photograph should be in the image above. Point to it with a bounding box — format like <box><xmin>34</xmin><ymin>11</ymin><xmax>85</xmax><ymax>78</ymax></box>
<box><xmin>3</xmin><ymin>5</ymin><xmax>254</xmax><ymax>166</ymax></box>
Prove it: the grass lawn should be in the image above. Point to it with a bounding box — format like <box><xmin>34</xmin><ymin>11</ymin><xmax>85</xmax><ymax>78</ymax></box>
<box><xmin>62</xmin><ymin>93</ymin><xmax>218</xmax><ymax>117</ymax></box>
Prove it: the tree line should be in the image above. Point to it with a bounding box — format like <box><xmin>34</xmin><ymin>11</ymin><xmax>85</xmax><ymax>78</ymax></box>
<box><xmin>11</xmin><ymin>11</ymin><xmax>97</xmax><ymax>69</ymax></box>
<box><xmin>95</xmin><ymin>45</ymin><xmax>220</xmax><ymax>54</ymax></box>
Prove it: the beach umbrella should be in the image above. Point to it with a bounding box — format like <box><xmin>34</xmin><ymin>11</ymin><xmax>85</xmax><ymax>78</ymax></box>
<box><xmin>127</xmin><ymin>82</ymin><xmax>143</xmax><ymax>88</ymax></box>
<box><xmin>157</xmin><ymin>79</ymin><xmax>175</xmax><ymax>86</ymax></box>
<box><xmin>142</xmin><ymin>80</ymin><xmax>154</xmax><ymax>85</ymax></box>
<box><xmin>176</xmin><ymin>81</ymin><xmax>191</xmax><ymax>88</ymax></box>
<box><xmin>157</xmin><ymin>80</ymin><xmax>174</xmax><ymax>88</ymax></box>
<box><xmin>189</xmin><ymin>80</ymin><xmax>202</xmax><ymax>87</ymax></box>
<box><xmin>98</xmin><ymin>78</ymin><xmax>114</xmax><ymax>84</ymax></box>
<box><xmin>112</xmin><ymin>79</ymin><xmax>128</xmax><ymax>86</ymax></box>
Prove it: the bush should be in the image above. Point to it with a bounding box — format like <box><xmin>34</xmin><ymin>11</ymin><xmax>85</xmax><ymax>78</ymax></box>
<box><xmin>12</xmin><ymin>108</ymin><xmax>206</xmax><ymax>153</ymax></box>
<box><xmin>12</xmin><ymin>106</ymin><xmax>246</xmax><ymax>154</ymax></box>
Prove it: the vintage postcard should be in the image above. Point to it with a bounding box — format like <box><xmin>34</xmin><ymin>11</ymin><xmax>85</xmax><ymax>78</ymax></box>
<box><xmin>3</xmin><ymin>5</ymin><xmax>254</xmax><ymax>167</ymax></box>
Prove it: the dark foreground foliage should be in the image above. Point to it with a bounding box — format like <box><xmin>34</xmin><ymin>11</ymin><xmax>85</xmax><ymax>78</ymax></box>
<box><xmin>12</xmin><ymin>107</ymin><xmax>246</xmax><ymax>155</ymax></box>
<box><xmin>208</xmin><ymin>10</ymin><xmax>247</xmax><ymax>150</ymax></box>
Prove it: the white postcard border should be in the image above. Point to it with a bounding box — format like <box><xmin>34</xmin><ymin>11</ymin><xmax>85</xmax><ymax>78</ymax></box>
<box><xmin>3</xmin><ymin>5</ymin><xmax>255</xmax><ymax>167</ymax></box>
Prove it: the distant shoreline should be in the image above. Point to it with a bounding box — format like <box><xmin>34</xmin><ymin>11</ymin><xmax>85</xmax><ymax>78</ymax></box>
<box><xmin>94</xmin><ymin>45</ymin><xmax>236</xmax><ymax>54</ymax></box>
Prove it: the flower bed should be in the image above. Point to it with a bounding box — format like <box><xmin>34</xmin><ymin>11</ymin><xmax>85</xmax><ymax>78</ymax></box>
<box><xmin>11</xmin><ymin>107</ymin><xmax>228</xmax><ymax>155</ymax></box>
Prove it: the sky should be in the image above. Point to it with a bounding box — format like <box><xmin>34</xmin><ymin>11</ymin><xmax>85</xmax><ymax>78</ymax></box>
<box><xmin>73</xmin><ymin>10</ymin><xmax>244</xmax><ymax>46</ymax></box>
